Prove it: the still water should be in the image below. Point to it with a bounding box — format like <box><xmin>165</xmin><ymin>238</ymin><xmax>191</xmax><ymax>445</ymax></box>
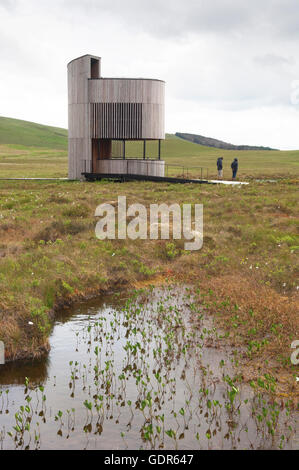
<box><xmin>0</xmin><ymin>286</ymin><xmax>297</xmax><ymax>449</ymax></box>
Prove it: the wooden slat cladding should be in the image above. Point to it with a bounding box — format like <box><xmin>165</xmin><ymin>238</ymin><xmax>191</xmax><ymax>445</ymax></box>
<box><xmin>95</xmin><ymin>159</ymin><xmax>165</xmax><ymax>177</ymax></box>
<box><xmin>68</xmin><ymin>55</ymin><xmax>165</xmax><ymax>179</ymax></box>
<box><xmin>89</xmin><ymin>78</ymin><xmax>164</xmax><ymax>104</ymax></box>
<box><xmin>91</xmin><ymin>103</ymin><xmax>142</xmax><ymax>139</ymax></box>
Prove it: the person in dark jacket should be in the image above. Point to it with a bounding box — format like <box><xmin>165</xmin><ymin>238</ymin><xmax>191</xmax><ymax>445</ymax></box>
<box><xmin>231</xmin><ymin>158</ymin><xmax>238</xmax><ymax>179</ymax></box>
<box><xmin>217</xmin><ymin>157</ymin><xmax>223</xmax><ymax>179</ymax></box>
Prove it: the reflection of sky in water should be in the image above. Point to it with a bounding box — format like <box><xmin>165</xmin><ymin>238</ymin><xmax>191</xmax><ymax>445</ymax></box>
<box><xmin>0</xmin><ymin>288</ymin><xmax>297</xmax><ymax>450</ymax></box>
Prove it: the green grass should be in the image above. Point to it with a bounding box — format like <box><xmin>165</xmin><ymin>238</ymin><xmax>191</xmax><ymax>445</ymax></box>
<box><xmin>0</xmin><ymin>178</ymin><xmax>298</xmax><ymax>396</ymax></box>
<box><xmin>0</xmin><ymin>116</ymin><xmax>298</xmax><ymax>396</ymax></box>
<box><xmin>127</xmin><ymin>135</ymin><xmax>299</xmax><ymax>179</ymax></box>
<box><xmin>0</xmin><ymin>144</ymin><xmax>67</xmax><ymax>178</ymax></box>
<box><xmin>0</xmin><ymin>116</ymin><xmax>67</xmax><ymax>150</ymax></box>
<box><xmin>0</xmin><ymin>116</ymin><xmax>298</xmax><ymax>179</ymax></box>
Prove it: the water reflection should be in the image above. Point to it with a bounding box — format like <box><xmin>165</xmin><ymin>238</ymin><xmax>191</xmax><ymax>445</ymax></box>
<box><xmin>0</xmin><ymin>286</ymin><xmax>297</xmax><ymax>450</ymax></box>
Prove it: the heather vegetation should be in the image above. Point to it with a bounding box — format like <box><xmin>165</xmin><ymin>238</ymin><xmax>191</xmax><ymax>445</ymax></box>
<box><xmin>0</xmin><ymin>177</ymin><xmax>298</xmax><ymax>399</ymax></box>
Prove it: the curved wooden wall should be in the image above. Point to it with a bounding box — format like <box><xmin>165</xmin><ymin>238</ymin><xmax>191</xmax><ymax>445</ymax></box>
<box><xmin>88</xmin><ymin>78</ymin><xmax>165</xmax><ymax>139</ymax></box>
<box><xmin>68</xmin><ymin>55</ymin><xmax>165</xmax><ymax>179</ymax></box>
<box><xmin>96</xmin><ymin>159</ymin><xmax>165</xmax><ymax>177</ymax></box>
<box><xmin>68</xmin><ymin>55</ymin><xmax>98</xmax><ymax>179</ymax></box>
<box><xmin>89</xmin><ymin>79</ymin><xmax>164</xmax><ymax>140</ymax></box>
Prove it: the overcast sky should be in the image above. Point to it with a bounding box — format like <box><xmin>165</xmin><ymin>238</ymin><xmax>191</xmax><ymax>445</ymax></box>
<box><xmin>1</xmin><ymin>0</ymin><xmax>299</xmax><ymax>149</ymax></box>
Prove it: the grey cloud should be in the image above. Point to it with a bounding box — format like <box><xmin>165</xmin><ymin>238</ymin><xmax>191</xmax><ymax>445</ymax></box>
<box><xmin>0</xmin><ymin>0</ymin><xmax>298</xmax><ymax>149</ymax></box>
<box><xmin>61</xmin><ymin>0</ymin><xmax>299</xmax><ymax>39</ymax></box>
<box><xmin>61</xmin><ymin>0</ymin><xmax>253</xmax><ymax>38</ymax></box>
<box><xmin>0</xmin><ymin>0</ymin><xmax>17</xmax><ymax>11</ymax></box>
<box><xmin>253</xmin><ymin>54</ymin><xmax>294</xmax><ymax>67</ymax></box>
<box><xmin>0</xmin><ymin>28</ymin><xmax>45</xmax><ymax>76</ymax></box>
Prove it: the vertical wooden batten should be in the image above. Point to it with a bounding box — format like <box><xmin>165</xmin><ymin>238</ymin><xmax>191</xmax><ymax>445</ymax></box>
<box><xmin>68</xmin><ymin>54</ymin><xmax>165</xmax><ymax>180</ymax></box>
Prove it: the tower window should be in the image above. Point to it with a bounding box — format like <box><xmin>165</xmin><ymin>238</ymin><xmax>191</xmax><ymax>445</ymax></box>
<box><xmin>91</xmin><ymin>58</ymin><xmax>100</xmax><ymax>78</ymax></box>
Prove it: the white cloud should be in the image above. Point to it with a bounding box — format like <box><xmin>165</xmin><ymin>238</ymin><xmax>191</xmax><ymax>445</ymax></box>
<box><xmin>0</xmin><ymin>0</ymin><xmax>298</xmax><ymax>149</ymax></box>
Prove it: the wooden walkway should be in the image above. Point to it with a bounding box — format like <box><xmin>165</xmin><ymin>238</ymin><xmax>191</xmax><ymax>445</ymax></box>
<box><xmin>82</xmin><ymin>173</ymin><xmax>248</xmax><ymax>185</ymax></box>
<box><xmin>0</xmin><ymin>176</ymin><xmax>248</xmax><ymax>185</ymax></box>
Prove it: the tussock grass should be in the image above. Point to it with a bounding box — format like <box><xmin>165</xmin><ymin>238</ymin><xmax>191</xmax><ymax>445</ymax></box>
<box><xmin>0</xmin><ymin>179</ymin><xmax>298</xmax><ymax>395</ymax></box>
<box><xmin>193</xmin><ymin>275</ymin><xmax>298</xmax><ymax>397</ymax></box>
<box><xmin>0</xmin><ymin>120</ymin><xmax>298</xmax><ymax>396</ymax></box>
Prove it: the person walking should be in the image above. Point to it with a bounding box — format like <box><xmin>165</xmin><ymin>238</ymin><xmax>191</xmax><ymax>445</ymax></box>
<box><xmin>217</xmin><ymin>157</ymin><xmax>223</xmax><ymax>179</ymax></box>
<box><xmin>231</xmin><ymin>158</ymin><xmax>238</xmax><ymax>180</ymax></box>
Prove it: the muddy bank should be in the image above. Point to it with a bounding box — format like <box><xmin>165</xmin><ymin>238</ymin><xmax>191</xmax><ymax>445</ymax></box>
<box><xmin>4</xmin><ymin>275</ymin><xmax>166</xmax><ymax>363</ymax></box>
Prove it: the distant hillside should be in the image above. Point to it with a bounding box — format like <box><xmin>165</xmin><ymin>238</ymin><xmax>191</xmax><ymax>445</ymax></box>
<box><xmin>0</xmin><ymin>118</ymin><xmax>297</xmax><ymax>179</ymax></box>
<box><xmin>0</xmin><ymin>116</ymin><xmax>278</xmax><ymax>153</ymax></box>
<box><xmin>0</xmin><ymin>116</ymin><xmax>67</xmax><ymax>149</ymax></box>
<box><xmin>176</xmin><ymin>132</ymin><xmax>277</xmax><ymax>151</ymax></box>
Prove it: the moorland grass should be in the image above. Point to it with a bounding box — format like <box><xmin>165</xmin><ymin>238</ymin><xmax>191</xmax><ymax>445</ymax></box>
<box><xmin>0</xmin><ymin>116</ymin><xmax>298</xmax><ymax>396</ymax></box>
<box><xmin>0</xmin><ymin>178</ymin><xmax>298</xmax><ymax>397</ymax></box>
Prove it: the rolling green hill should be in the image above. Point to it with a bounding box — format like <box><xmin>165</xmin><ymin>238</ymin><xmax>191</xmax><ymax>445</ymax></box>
<box><xmin>0</xmin><ymin>116</ymin><xmax>67</xmax><ymax>150</ymax></box>
<box><xmin>0</xmin><ymin>116</ymin><xmax>298</xmax><ymax>179</ymax></box>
